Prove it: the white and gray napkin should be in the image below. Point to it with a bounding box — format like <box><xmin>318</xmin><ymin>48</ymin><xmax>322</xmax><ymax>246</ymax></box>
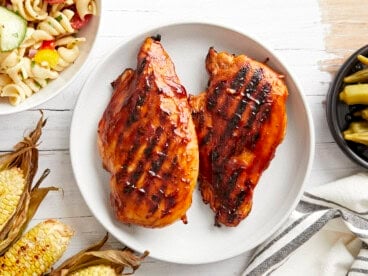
<box><xmin>243</xmin><ymin>173</ymin><xmax>368</xmax><ymax>276</ymax></box>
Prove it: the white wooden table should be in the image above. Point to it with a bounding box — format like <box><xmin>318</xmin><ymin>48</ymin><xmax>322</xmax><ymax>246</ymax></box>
<box><xmin>1</xmin><ymin>1</ymin><xmax>365</xmax><ymax>275</ymax></box>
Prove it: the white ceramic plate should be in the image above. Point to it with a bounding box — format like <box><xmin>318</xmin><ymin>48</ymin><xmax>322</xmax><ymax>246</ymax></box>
<box><xmin>70</xmin><ymin>22</ymin><xmax>315</xmax><ymax>265</ymax></box>
<box><xmin>0</xmin><ymin>0</ymin><xmax>101</xmax><ymax>115</ymax></box>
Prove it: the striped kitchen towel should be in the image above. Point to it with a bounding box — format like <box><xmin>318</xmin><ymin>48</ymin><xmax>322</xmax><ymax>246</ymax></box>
<box><xmin>243</xmin><ymin>173</ymin><xmax>368</xmax><ymax>276</ymax></box>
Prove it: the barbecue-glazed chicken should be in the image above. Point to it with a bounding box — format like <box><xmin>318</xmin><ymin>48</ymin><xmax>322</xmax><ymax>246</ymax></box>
<box><xmin>97</xmin><ymin>37</ymin><xmax>199</xmax><ymax>228</ymax></box>
<box><xmin>190</xmin><ymin>48</ymin><xmax>288</xmax><ymax>227</ymax></box>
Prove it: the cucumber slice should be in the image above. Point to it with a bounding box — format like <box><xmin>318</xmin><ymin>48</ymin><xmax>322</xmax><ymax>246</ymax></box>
<box><xmin>0</xmin><ymin>6</ymin><xmax>27</xmax><ymax>52</ymax></box>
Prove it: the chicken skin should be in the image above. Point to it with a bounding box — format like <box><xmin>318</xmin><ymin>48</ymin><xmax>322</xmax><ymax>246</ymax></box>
<box><xmin>190</xmin><ymin>48</ymin><xmax>288</xmax><ymax>227</ymax></box>
<box><xmin>97</xmin><ymin>37</ymin><xmax>199</xmax><ymax>228</ymax></box>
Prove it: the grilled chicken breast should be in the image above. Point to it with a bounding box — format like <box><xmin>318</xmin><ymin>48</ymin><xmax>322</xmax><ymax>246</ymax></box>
<box><xmin>190</xmin><ymin>48</ymin><xmax>288</xmax><ymax>227</ymax></box>
<box><xmin>97</xmin><ymin>37</ymin><xmax>199</xmax><ymax>228</ymax></box>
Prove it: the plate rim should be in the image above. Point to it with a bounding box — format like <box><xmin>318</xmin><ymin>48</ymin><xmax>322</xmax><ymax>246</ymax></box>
<box><xmin>70</xmin><ymin>21</ymin><xmax>315</xmax><ymax>265</ymax></box>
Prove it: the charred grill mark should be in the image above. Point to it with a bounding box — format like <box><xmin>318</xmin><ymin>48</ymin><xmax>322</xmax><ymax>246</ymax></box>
<box><xmin>137</xmin><ymin>58</ymin><xmax>147</xmax><ymax>74</ymax></box>
<box><xmin>225</xmin><ymin>168</ymin><xmax>242</xmax><ymax>195</ymax></box>
<box><xmin>226</xmin><ymin>179</ymin><xmax>252</xmax><ymax>223</ymax></box>
<box><xmin>116</xmin><ymin>125</ymin><xmax>165</xmax><ymax>194</ymax></box>
<box><xmin>137</xmin><ymin>86</ymin><xmax>192</xmax><ymax>216</ymax></box>
<box><xmin>232</xmin><ymin>83</ymin><xmax>272</xmax><ymax>156</ymax></box>
<box><xmin>231</xmin><ymin>66</ymin><xmax>250</xmax><ymax>90</ymax></box>
<box><xmin>226</xmin><ymin>98</ymin><xmax>245</xmax><ymax>132</ymax></box>
<box><xmin>208</xmin><ymin>68</ymin><xmax>272</xmax><ymax>219</ymax></box>
<box><xmin>210</xmin><ymin>68</ymin><xmax>264</xmax><ymax>163</ymax></box>
<box><xmin>251</xmin><ymin>132</ymin><xmax>260</xmax><ymax>146</ymax></box>
<box><xmin>237</xmin><ymin>180</ymin><xmax>252</xmax><ymax>207</ymax></box>
<box><xmin>200</xmin><ymin>128</ymin><xmax>213</xmax><ymax>146</ymax></box>
<box><xmin>200</xmin><ymin>66</ymin><xmax>264</xmax><ymax>175</ymax></box>
<box><xmin>215</xmin><ymin>167</ymin><xmax>243</xmax><ymax>224</ymax></box>
<box><xmin>126</xmin><ymin>113</ymin><xmax>138</xmax><ymax>126</ymax></box>
<box><xmin>144</xmin><ymin>141</ymin><xmax>169</xmax><ymax>182</ymax></box>
<box><xmin>235</xmin><ymin>190</ymin><xmax>247</xmax><ymax>208</ymax></box>
<box><xmin>212</xmin><ymin>169</ymin><xmax>223</xmax><ymax>192</ymax></box>
<box><xmin>149</xmin><ymin>194</ymin><xmax>160</xmax><ymax>214</ymax></box>
<box><xmin>126</xmin><ymin>73</ymin><xmax>154</xmax><ymax>127</ymax></box>
<box><xmin>115</xmin><ymin>160</ymin><xmax>145</xmax><ymax>194</ymax></box>
<box><xmin>243</xmin><ymin>83</ymin><xmax>272</xmax><ymax>149</ymax></box>
<box><xmin>211</xmin><ymin>149</ymin><xmax>220</xmax><ymax>163</ymax></box>
<box><xmin>227</xmin><ymin>210</ymin><xmax>238</xmax><ymax>224</ymax></box>
<box><xmin>244</xmin><ymin>68</ymin><xmax>264</xmax><ymax>96</ymax></box>
<box><xmin>244</xmin><ymin>83</ymin><xmax>272</xmax><ymax>129</ymax></box>
<box><xmin>162</xmin><ymin>195</ymin><xmax>177</xmax><ymax>217</ymax></box>
<box><xmin>147</xmin><ymin>149</ymin><xmax>180</xmax><ymax>217</ymax></box>
<box><xmin>150</xmin><ymin>152</ymin><xmax>166</xmax><ymax>174</ymax></box>
<box><xmin>131</xmin><ymin>162</ymin><xmax>144</xmax><ymax>183</ymax></box>
<box><xmin>207</xmin><ymin>81</ymin><xmax>225</xmax><ymax>111</ymax></box>
<box><xmin>208</xmin><ymin>65</ymin><xmax>252</xmax><ymax>132</ymax></box>
<box><xmin>252</xmin><ymin>104</ymin><xmax>272</xmax><ymax>145</ymax></box>
<box><xmin>138</xmin><ymin>139</ymin><xmax>170</xmax><ymax>211</ymax></box>
<box><xmin>133</xmin><ymin>140</ymin><xmax>170</xmax><ymax>217</ymax></box>
<box><xmin>216</xmin><ymin>88</ymin><xmax>232</xmax><ymax>120</ymax></box>
<box><xmin>126</xmin><ymin>90</ymin><xmax>148</xmax><ymax>126</ymax></box>
<box><xmin>124</xmin><ymin>126</ymin><xmax>145</xmax><ymax>165</ymax></box>
<box><xmin>223</xmin><ymin>68</ymin><xmax>263</xmax><ymax>140</ymax></box>
<box><xmin>260</xmin><ymin>104</ymin><xmax>272</xmax><ymax>123</ymax></box>
<box><xmin>143</xmin><ymin>126</ymin><xmax>164</xmax><ymax>157</ymax></box>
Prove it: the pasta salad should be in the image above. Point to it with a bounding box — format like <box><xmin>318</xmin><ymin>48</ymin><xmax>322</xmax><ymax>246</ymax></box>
<box><xmin>0</xmin><ymin>0</ymin><xmax>96</xmax><ymax>106</ymax></box>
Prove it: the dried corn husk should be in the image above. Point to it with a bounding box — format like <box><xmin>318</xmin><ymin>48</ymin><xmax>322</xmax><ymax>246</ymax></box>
<box><xmin>0</xmin><ymin>112</ymin><xmax>58</xmax><ymax>255</ymax></box>
<box><xmin>49</xmin><ymin>233</ymin><xmax>149</xmax><ymax>276</ymax></box>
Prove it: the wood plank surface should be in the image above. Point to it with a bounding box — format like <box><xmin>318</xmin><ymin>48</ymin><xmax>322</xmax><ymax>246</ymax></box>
<box><xmin>1</xmin><ymin>0</ymin><xmax>365</xmax><ymax>275</ymax></box>
<box><xmin>319</xmin><ymin>0</ymin><xmax>368</xmax><ymax>73</ymax></box>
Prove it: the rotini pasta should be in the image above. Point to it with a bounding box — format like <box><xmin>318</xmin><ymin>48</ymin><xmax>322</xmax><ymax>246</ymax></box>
<box><xmin>0</xmin><ymin>0</ymin><xmax>97</xmax><ymax>106</ymax></box>
<box><xmin>38</xmin><ymin>9</ymin><xmax>76</xmax><ymax>37</ymax></box>
<box><xmin>0</xmin><ymin>50</ymin><xmax>22</xmax><ymax>72</ymax></box>
<box><xmin>53</xmin><ymin>36</ymin><xmax>85</xmax><ymax>71</ymax></box>
<box><xmin>76</xmin><ymin>0</ymin><xmax>96</xmax><ymax>19</ymax></box>
<box><xmin>2</xmin><ymin>82</ymin><xmax>33</xmax><ymax>105</ymax></box>
<box><xmin>49</xmin><ymin>0</ymin><xmax>74</xmax><ymax>15</ymax></box>
<box><xmin>54</xmin><ymin>45</ymin><xmax>79</xmax><ymax>71</ymax></box>
<box><xmin>0</xmin><ymin>74</ymin><xmax>12</xmax><ymax>89</ymax></box>
<box><xmin>10</xmin><ymin>0</ymin><xmax>48</xmax><ymax>22</ymax></box>
<box><xmin>21</xmin><ymin>28</ymin><xmax>54</xmax><ymax>48</ymax></box>
<box><xmin>0</xmin><ymin>52</ymin><xmax>58</xmax><ymax>105</ymax></box>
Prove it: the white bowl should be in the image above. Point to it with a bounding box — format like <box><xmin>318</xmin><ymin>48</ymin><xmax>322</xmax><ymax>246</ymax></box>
<box><xmin>70</xmin><ymin>22</ymin><xmax>315</xmax><ymax>264</ymax></box>
<box><xmin>0</xmin><ymin>0</ymin><xmax>101</xmax><ymax>115</ymax></box>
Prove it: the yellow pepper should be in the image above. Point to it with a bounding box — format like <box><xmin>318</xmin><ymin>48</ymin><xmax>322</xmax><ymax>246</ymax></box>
<box><xmin>358</xmin><ymin>55</ymin><xmax>368</xmax><ymax>66</ymax></box>
<box><xmin>339</xmin><ymin>84</ymin><xmax>368</xmax><ymax>105</ymax></box>
<box><xmin>344</xmin><ymin>68</ymin><xmax>368</xmax><ymax>83</ymax></box>
<box><xmin>34</xmin><ymin>48</ymin><xmax>59</xmax><ymax>69</ymax></box>
<box><xmin>343</xmin><ymin>121</ymin><xmax>368</xmax><ymax>146</ymax></box>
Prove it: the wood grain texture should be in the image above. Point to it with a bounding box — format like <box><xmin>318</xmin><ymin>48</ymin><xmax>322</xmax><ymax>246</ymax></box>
<box><xmin>0</xmin><ymin>0</ymin><xmax>364</xmax><ymax>275</ymax></box>
<box><xmin>319</xmin><ymin>0</ymin><xmax>368</xmax><ymax>73</ymax></box>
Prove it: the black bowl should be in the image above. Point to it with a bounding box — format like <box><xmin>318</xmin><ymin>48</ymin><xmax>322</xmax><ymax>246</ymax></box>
<box><xmin>326</xmin><ymin>44</ymin><xmax>368</xmax><ymax>169</ymax></box>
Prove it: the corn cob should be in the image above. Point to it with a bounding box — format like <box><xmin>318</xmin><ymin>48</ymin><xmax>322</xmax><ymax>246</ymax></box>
<box><xmin>70</xmin><ymin>265</ymin><xmax>118</xmax><ymax>276</ymax></box>
<box><xmin>0</xmin><ymin>219</ymin><xmax>74</xmax><ymax>275</ymax></box>
<box><xmin>50</xmin><ymin>234</ymin><xmax>149</xmax><ymax>276</ymax></box>
<box><xmin>0</xmin><ymin>168</ymin><xmax>25</xmax><ymax>231</ymax></box>
<box><xmin>0</xmin><ymin>113</ymin><xmax>58</xmax><ymax>256</ymax></box>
